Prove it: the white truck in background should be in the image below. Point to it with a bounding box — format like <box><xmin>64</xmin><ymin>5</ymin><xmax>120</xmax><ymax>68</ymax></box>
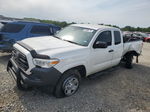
<box><xmin>7</xmin><ymin>24</ymin><xmax>143</xmax><ymax>98</ymax></box>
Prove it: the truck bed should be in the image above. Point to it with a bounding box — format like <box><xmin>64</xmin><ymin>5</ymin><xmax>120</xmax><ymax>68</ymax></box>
<box><xmin>123</xmin><ymin>40</ymin><xmax>143</xmax><ymax>56</ymax></box>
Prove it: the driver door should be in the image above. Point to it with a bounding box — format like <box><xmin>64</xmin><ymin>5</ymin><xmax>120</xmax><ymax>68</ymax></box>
<box><xmin>89</xmin><ymin>30</ymin><xmax>114</xmax><ymax>74</ymax></box>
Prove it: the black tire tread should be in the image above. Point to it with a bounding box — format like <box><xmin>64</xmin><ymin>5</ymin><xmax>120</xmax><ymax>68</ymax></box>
<box><xmin>125</xmin><ymin>53</ymin><xmax>133</xmax><ymax>69</ymax></box>
<box><xmin>54</xmin><ymin>69</ymin><xmax>81</xmax><ymax>98</ymax></box>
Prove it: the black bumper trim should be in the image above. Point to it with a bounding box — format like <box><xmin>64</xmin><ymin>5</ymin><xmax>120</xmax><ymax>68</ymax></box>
<box><xmin>7</xmin><ymin>59</ymin><xmax>62</xmax><ymax>87</ymax></box>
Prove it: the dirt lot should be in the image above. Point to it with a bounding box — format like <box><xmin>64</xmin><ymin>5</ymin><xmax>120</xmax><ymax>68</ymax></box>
<box><xmin>0</xmin><ymin>43</ymin><xmax>150</xmax><ymax>112</ymax></box>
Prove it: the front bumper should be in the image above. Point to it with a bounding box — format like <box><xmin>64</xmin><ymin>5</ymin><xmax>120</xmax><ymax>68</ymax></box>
<box><xmin>7</xmin><ymin>58</ymin><xmax>62</xmax><ymax>87</ymax></box>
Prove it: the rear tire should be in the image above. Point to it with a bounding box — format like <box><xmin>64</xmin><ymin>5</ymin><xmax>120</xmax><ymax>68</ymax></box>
<box><xmin>125</xmin><ymin>54</ymin><xmax>134</xmax><ymax>69</ymax></box>
<box><xmin>54</xmin><ymin>69</ymin><xmax>81</xmax><ymax>98</ymax></box>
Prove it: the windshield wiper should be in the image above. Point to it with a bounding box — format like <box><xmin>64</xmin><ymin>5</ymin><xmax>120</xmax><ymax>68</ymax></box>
<box><xmin>53</xmin><ymin>36</ymin><xmax>82</xmax><ymax>46</ymax></box>
<box><xmin>63</xmin><ymin>39</ymin><xmax>82</xmax><ymax>46</ymax></box>
<box><xmin>53</xmin><ymin>35</ymin><xmax>61</xmax><ymax>39</ymax></box>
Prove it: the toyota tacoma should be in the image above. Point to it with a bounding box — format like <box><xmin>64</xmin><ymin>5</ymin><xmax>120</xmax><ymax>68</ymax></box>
<box><xmin>7</xmin><ymin>24</ymin><xmax>143</xmax><ymax>98</ymax></box>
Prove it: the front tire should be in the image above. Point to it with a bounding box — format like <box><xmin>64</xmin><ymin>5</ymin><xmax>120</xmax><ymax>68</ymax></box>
<box><xmin>54</xmin><ymin>69</ymin><xmax>81</xmax><ymax>98</ymax></box>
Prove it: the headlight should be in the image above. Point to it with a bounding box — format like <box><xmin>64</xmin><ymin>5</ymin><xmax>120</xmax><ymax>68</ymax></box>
<box><xmin>33</xmin><ymin>58</ymin><xmax>60</xmax><ymax>68</ymax></box>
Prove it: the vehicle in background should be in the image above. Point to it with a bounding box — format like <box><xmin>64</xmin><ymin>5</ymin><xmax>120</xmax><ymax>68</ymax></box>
<box><xmin>0</xmin><ymin>21</ymin><xmax>12</xmax><ymax>29</ymax></box>
<box><xmin>123</xmin><ymin>32</ymin><xmax>150</xmax><ymax>42</ymax></box>
<box><xmin>0</xmin><ymin>22</ymin><xmax>7</xmax><ymax>29</ymax></box>
<box><xmin>144</xmin><ymin>33</ymin><xmax>150</xmax><ymax>42</ymax></box>
<box><xmin>0</xmin><ymin>21</ymin><xmax>61</xmax><ymax>52</ymax></box>
<box><xmin>7</xmin><ymin>24</ymin><xmax>143</xmax><ymax>98</ymax></box>
<box><xmin>123</xmin><ymin>33</ymin><xmax>143</xmax><ymax>42</ymax></box>
<box><xmin>133</xmin><ymin>32</ymin><xmax>150</xmax><ymax>42</ymax></box>
<box><xmin>0</xmin><ymin>23</ymin><xmax>3</xmax><ymax>28</ymax></box>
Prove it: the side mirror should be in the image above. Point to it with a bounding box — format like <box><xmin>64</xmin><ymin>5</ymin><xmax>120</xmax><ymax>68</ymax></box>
<box><xmin>93</xmin><ymin>41</ymin><xmax>108</xmax><ymax>48</ymax></box>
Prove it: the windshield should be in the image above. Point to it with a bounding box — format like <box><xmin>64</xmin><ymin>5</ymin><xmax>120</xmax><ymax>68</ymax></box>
<box><xmin>55</xmin><ymin>26</ymin><xmax>97</xmax><ymax>46</ymax></box>
<box><xmin>0</xmin><ymin>23</ymin><xmax>25</xmax><ymax>33</ymax></box>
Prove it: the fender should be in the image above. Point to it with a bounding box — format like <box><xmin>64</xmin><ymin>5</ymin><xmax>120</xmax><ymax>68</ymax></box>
<box><xmin>123</xmin><ymin>50</ymin><xmax>140</xmax><ymax>63</ymax></box>
<box><xmin>55</xmin><ymin>60</ymin><xmax>88</xmax><ymax>75</ymax></box>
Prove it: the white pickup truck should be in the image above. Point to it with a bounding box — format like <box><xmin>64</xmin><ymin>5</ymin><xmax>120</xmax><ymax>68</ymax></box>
<box><xmin>7</xmin><ymin>24</ymin><xmax>143</xmax><ymax>98</ymax></box>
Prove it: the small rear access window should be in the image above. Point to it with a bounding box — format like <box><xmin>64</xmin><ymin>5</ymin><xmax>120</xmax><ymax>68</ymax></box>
<box><xmin>114</xmin><ymin>31</ymin><xmax>121</xmax><ymax>45</ymax></box>
<box><xmin>30</xmin><ymin>25</ymin><xmax>51</xmax><ymax>35</ymax></box>
<box><xmin>0</xmin><ymin>24</ymin><xmax>25</xmax><ymax>33</ymax></box>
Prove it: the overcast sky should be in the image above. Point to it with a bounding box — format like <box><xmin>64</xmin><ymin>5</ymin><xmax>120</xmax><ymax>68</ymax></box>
<box><xmin>0</xmin><ymin>0</ymin><xmax>150</xmax><ymax>27</ymax></box>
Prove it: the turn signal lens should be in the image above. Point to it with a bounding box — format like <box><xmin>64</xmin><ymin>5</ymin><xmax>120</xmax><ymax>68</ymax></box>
<box><xmin>49</xmin><ymin>61</ymin><xmax>59</xmax><ymax>65</ymax></box>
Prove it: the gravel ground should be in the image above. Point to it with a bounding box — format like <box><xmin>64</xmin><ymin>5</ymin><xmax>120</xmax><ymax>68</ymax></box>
<box><xmin>0</xmin><ymin>43</ymin><xmax>150</xmax><ymax>112</ymax></box>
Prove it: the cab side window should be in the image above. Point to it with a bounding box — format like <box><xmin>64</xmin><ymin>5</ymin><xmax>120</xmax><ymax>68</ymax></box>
<box><xmin>114</xmin><ymin>31</ymin><xmax>121</xmax><ymax>45</ymax></box>
<box><xmin>30</xmin><ymin>25</ymin><xmax>52</xmax><ymax>35</ymax></box>
<box><xmin>94</xmin><ymin>31</ymin><xmax>112</xmax><ymax>46</ymax></box>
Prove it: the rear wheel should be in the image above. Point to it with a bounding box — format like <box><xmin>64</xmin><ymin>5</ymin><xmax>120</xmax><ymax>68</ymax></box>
<box><xmin>54</xmin><ymin>69</ymin><xmax>81</xmax><ymax>98</ymax></box>
<box><xmin>125</xmin><ymin>54</ymin><xmax>134</xmax><ymax>69</ymax></box>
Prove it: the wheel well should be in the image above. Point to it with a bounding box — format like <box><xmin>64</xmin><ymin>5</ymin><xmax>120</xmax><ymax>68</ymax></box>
<box><xmin>124</xmin><ymin>51</ymin><xmax>139</xmax><ymax>57</ymax></box>
<box><xmin>63</xmin><ymin>65</ymin><xmax>86</xmax><ymax>78</ymax></box>
<box><xmin>122</xmin><ymin>51</ymin><xmax>139</xmax><ymax>62</ymax></box>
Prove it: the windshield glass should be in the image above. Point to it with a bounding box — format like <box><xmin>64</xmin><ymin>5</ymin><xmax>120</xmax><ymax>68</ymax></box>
<box><xmin>0</xmin><ymin>23</ymin><xmax>25</xmax><ymax>33</ymax></box>
<box><xmin>55</xmin><ymin>26</ymin><xmax>97</xmax><ymax>46</ymax></box>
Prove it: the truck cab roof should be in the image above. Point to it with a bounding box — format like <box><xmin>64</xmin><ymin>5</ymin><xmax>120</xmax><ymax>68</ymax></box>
<box><xmin>71</xmin><ymin>24</ymin><xmax>120</xmax><ymax>30</ymax></box>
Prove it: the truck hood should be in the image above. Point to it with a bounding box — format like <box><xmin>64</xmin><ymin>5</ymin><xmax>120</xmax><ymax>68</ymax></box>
<box><xmin>20</xmin><ymin>36</ymin><xmax>86</xmax><ymax>57</ymax></box>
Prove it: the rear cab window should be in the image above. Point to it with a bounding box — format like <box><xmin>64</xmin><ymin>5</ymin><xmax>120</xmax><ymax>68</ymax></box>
<box><xmin>30</xmin><ymin>25</ymin><xmax>52</xmax><ymax>35</ymax></box>
<box><xmin>0</xmin><ymin>23</ymin><xmax>25</xmax><ymax>33</ymax></box>
<box><xmin>114</xmin><ymin>31</ymin><xmax>121</xmax><ymax>45</ymax></box>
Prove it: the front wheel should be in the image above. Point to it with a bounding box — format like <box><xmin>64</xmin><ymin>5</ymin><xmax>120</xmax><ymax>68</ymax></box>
<box><xmin>54</xmin><ymin>69</ymin><xmax>81</xmax><ymax>98</ymax></box>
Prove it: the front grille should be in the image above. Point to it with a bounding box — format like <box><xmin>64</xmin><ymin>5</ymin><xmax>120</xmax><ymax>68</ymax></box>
<box><xmin>12</xmin><ymin>49</ymin><xmax>29</xmax><ymax>71</ymax></box>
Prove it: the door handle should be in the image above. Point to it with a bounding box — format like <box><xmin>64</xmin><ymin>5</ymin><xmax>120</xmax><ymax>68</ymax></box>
<box><xmin>108</xmin><ymin>49</ymin><xmax>114</xmax><ymax>52</ymax></box>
